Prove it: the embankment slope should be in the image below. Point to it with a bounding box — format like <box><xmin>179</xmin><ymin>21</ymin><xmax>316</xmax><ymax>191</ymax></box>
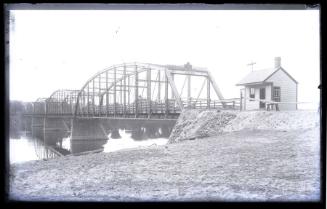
<box><xmin>169</xmin><ymin>110</ymin><xmax>319</xmax><ymax>143</ymax></box>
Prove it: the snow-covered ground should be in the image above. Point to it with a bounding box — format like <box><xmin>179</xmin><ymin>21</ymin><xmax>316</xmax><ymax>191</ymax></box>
<box><xmin>169</xmin><ymin>110</ymin><xmax>319</xmax><ymax>143</ymax></box>
<box><xmin>9</xmin><ymin>110</ymin><xmax>320</xmax><ymax>201</ymax></box>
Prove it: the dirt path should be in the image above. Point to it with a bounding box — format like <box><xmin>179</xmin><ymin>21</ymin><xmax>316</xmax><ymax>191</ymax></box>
<box><xmin>10</xmin><ymin>127</ymin><xmax>320</xmax><ymax>201</ymax></box>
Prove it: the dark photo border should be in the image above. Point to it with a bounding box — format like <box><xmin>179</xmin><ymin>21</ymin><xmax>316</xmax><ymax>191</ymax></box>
<box><xmin>2</xmin><ymin>1</ymin><xmax>325</xmax><ymax>209</ymax></box>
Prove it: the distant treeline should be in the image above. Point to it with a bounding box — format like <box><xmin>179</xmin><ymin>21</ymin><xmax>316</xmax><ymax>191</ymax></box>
<box><xmin>10</xmin><ymin>100</ymin><xmax>26</xmax><ymax>138</ymax></box>
<box><xmin>10</xmin><ymin>100</ymin><xmax>28</xmax><ymax>115</ymax></box>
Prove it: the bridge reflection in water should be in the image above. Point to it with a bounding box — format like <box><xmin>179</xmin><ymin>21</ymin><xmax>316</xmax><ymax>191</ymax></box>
<box><xmin>11</xmin><ymin>119</ymin><xmax>174</xmax><ymax>162</ymax></box>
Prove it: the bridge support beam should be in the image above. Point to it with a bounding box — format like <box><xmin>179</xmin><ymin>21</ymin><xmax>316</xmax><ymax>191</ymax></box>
<box><xmin>185</xmin><ymin>62</ymin><xmax>192</xmax><ymax>108</ymax></box>
<box><xmin>207</xmin><ymin>71</ymin><xmax>225</xmax><ymax>107</ymax></box>
<box><xmin>165</xmin><ymin>71</ymin><xmax>169</xmax><ymax>117</ymax></box>
<box><xmin>147</xmin><ymin>68</ymin><xmax>151</xmax><ymax>118</ymax></box>
<box><xmin>165</xmin><ymin>69</ymin><xmax>184</xmax><ymax>110</ymax></box>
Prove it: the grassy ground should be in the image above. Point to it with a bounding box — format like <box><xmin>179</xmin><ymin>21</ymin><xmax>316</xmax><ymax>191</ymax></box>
<box><xmin>10</xmin><ymin>126</ymin><xmax>320</xmax><ymax>201</ymax></box>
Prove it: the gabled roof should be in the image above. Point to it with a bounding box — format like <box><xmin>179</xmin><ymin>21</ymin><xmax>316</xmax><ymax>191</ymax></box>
<box><xmin>236</xmin><ymin>67</ymin><xmax>298</xmax><ymax>86</ymax></box>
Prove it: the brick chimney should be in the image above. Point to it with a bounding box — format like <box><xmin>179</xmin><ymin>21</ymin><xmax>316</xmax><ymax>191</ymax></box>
<box><xmin>274</xmin><ymin>57</ymin><xmax>281</xmax><ymax>68</ymax></box>
<box><xmin>184</xmin><ymin>62</ymin><xmax>192</xmax><ymax>70</ymax></box>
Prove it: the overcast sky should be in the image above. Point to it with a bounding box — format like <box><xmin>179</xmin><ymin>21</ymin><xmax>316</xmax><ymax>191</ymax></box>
<box><xmin>9</xmin><ymin>9</ymin><xmax>320</xmax><ymax>109</ymax></box>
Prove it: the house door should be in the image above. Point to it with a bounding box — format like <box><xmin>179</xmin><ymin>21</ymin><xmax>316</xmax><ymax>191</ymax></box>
<box><xmin>259</xmin><ymin>88</ymin><xmax>266</xmax><ymax>109</ymax></box>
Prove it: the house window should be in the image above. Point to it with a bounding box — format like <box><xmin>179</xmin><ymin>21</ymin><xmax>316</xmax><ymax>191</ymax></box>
<box><xmin>249</xmin><ymin>88</ymin><xmax>255</xmax><ymax>101</ymax></box>
<box><xmin>273</xmin><ymin>87</ymin><xmax>281</xmax><ymax>102</ymax></box>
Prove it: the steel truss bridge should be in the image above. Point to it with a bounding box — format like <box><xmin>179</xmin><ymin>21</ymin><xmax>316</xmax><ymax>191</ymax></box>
<box><xmin>24</xmin><ymin>62</ymin><xmax>239</xmax><ymax>119</ymax></box>
<box><xmin>17</xmin><ymin>62</ymin><xmax>241</xmax><ymax>156</ymax></box>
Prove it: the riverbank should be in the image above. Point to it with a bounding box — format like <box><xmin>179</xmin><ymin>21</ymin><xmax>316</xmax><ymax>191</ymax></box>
<box><xmin>169</xmin><ymin>109</ymin><xmax>319</xmax><ymax>143</ymax></box>
<box><xmin>9</xmin><ymin>110</ymin><xmax>320</xmax><ymax>201</ymax></box>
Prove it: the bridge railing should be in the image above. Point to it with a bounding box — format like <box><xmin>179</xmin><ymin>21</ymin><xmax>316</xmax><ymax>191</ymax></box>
<box><xmin>23</xmin><ymin>101</ymin><xmax>76</xmax><ymax>116</ymax></box>
<box><xmin>25</xmin><ymin>98</ymin><xmax>241</xmax><ymax>117</ymax></box>
<box><xmin>46</xmin><ymin>102</ymin><xmax>75</xmax><ymax>115</ymax></box>
<box><xmin>181</xmin><ymin>98</ymin><xmax>240</xmax><ymax>110</ymax></box>
<box><xmin>77</xmin><ymin>101</ymin><xmax>181</xmax><ymax>116</ymax></box>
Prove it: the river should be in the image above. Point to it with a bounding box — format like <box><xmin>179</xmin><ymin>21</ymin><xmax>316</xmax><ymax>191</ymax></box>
<box><xmin>10</xmin><ymin>130</ymin><xmax>169</xmax><ymax>164</ymax></box>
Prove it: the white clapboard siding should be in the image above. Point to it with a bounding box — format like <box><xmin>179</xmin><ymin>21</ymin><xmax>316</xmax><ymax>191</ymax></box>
<box><xmin>266</xmin><ymin>69</ymin><xmax>297</xmax><ymax>110</ymax></box>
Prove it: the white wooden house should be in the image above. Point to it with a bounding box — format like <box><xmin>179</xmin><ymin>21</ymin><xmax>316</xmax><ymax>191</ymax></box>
<box><xmin>236</xmin><ymin>57</ymin><xmax>298</xmax><ymax>110</ymax></box>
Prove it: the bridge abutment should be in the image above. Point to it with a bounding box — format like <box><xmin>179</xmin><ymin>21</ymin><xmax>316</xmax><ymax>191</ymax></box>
<box><xmin>70</xmin><ymin>118</ymin><xmax>109</xmax><ymax>153</ymax></box>
<box><xmin>71</xmin><ymin>118</ymin><xmax>108</xmax><ymax>141</ymax></box>
<box><xmin>43</xmin><ymin>118</ymin><xmax>70</xmax><ymax>146</ymax></box>
<box><xmin>31</xmin><ymin>117</ymin><xmax>44</xmax><ymax>140</ymax></box>
<box><xmin>160</xmin><ymin>124</ymin><xmax>174</xmax><ymax>138</ymax></box>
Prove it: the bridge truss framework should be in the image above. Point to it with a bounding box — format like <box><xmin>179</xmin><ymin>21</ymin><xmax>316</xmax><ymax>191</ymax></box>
<box><xmin>25</xmin><ymin>62</ymin><xmax>239</xmax><ymax>119</ymax></box>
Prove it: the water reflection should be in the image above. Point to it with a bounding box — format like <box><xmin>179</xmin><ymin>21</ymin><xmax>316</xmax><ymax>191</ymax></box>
<box><xmin>70</xmin><ymin>139</ymin><xmax>107</xmax><ymax>155</ymax></box>
<box><xmin>10</xmin><ymin>128</ymin><xmax>170</xmax><ymax>164</ymax></box>
<box><xmin>10</xmin><ymin>134</ymin><xmax>38</xmax><ymax>163</ymax></box>
<box><xmin>105</xmin><ymin>130</ymin><xmax>168</xmax><ymax>152</ymax></box>
<box><xmin>33</xmin><ymin>137</ymin><xmax>65</xmax><ymax>160</ymax></box>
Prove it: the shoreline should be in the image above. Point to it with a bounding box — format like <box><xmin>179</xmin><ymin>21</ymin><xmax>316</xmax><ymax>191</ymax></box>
<box><xmin>9</xmin><ymin>126</ymin><xmax>320</xmax><ymax>201</ymax></box>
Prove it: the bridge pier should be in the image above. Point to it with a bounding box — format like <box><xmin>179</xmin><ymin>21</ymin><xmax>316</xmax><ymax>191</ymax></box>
<box><xmin>24</xmin><ymin>117</ymin><xmax>33</xmax><ymax>136</ymax></box>
<box><xmin>70</xmin><ymin>118</ymin><xmax>108</xmax><ymax>153</ymax></box>
<box><xmin>101</xmin><ymin>120</ymin><xmax>121</xmax><ymax>139</ymax></box>
<box><xmin>31</xmin><ymin>117</ymin><xmax>44</xmax><ymax>140</ymax></box>
<box><xmin>131</xmin><ymin>126</ymin><xmax>145</xmax><ymax>140</ymax></box>
<box><xmin>160</xmin><ymin>124</ymin><xmax>173</xmax><ymax>138</ymax></box>
<box><xmin>43</xmin><ymin>118</ymin><xmax>70</xmax><ymax>146</ymax></box>
<box><xmin>110</xmin><ymin>128</ymin><xmax>121</xmax><ymax>139</ymax></box>
<box><xmin>145</xmin><ymin>124</ymin><xmax>159</xmax><ymax>139</ymax></box>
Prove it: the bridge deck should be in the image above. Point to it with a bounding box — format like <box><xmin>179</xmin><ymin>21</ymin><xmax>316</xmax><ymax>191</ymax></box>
<box><xmin>23</xmin><ymin>113</ymin><xmax>180</xmax><ymax>121</ymax></box>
